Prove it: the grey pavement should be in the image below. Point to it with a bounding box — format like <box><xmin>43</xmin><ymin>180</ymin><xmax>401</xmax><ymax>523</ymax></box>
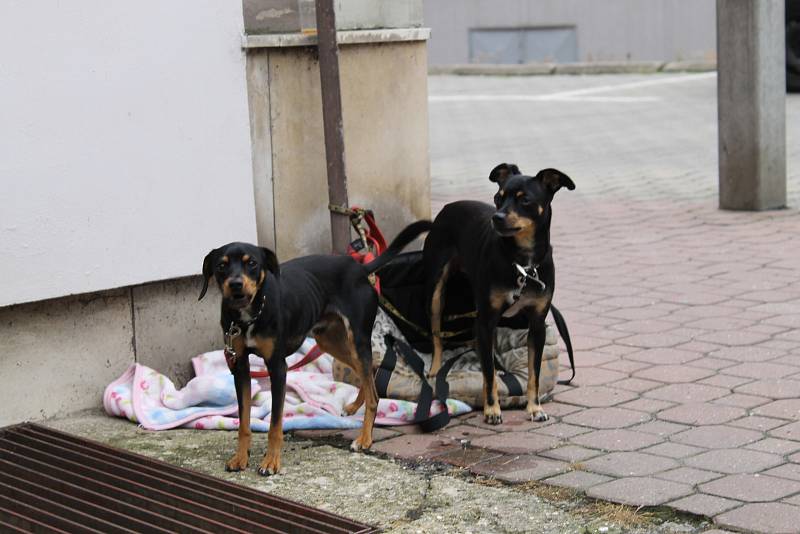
<box><xmin>423</xmin><ymin>73</ymin><xmax>800</xmax><ymax>534</ymax></box>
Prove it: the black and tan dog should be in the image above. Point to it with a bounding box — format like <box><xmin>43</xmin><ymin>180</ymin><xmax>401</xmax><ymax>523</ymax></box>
<box><xmin>423</xmin><ymin>163</ymin><xmax>574</xmax><ymax>424</ymax></box>
<box><xmin>199</xmin><ymin>221</ymin><xmax>431</xmax><ymax>475</ymax></box>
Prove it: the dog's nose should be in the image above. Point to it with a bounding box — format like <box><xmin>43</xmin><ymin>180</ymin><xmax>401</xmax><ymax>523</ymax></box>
<box><xmin>228</xmin><ymin>279</ymin><xmax>243</xmax><ymax>292</ymax></box>
<box><xmin>492</xmin><ymin>212</ymin><xmax>507</xmax><ymax>225</ymax></box>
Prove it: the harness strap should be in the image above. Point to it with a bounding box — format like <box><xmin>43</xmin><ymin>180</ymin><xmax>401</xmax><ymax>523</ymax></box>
<box><xmin>380</xmin><ymin>335</ymin><xmax>468</xmax><ymax>432</ymax></box>
<box><xmin>550</xmin><ymin>304</ymin><xmax>576</xmax><ymax>385</ymax></box>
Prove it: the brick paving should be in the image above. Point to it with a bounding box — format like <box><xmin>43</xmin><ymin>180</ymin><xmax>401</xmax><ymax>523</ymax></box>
<box><xmin>363</xmin><ymin>73</ymin><xmax>800</xmax><ymax>533</ymax></box>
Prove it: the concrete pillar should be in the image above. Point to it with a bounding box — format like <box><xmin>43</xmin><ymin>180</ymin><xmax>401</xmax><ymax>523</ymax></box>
<box><xmin>717</xmin><ymin>0</ymin><xmax>786</xmax><ymax>210</ymax></box>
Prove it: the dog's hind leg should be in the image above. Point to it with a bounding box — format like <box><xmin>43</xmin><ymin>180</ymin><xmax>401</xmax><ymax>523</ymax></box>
<box><xmin>526</xmin><ymin>318</ymin><xmax>549</xmax><ymax>422</ymax></box>
<box><xmin>226</xmin><ymin>337</ymin><xmax>251</xmax><ymax>472</ymax></box>
<box><xmin>313</xmin><ymin>309</ymin><xmax>377</xmax><ymax>451</ymax></box>
<box><xmin>344</xmin><ymin>387</ymin><xmax>365</xmax><ymax>416</ymax></box>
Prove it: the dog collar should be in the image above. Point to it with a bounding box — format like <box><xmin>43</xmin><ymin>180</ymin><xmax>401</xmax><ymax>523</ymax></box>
<box><xmin>512</xmin><ymin>262</ymin><xmax>546</xmax><ymax>301</ymax></box>
<box><xmin>223</xmin><ymin>294</ymin><xmax>267</xmax><ymax>366</ymax></box>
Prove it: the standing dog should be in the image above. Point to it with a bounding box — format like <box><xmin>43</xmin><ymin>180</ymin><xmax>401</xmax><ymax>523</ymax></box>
<box><xmin>199</xmin><ymin>220</ymin><xmax>431</xmax><ymax>475</ymax></box>
<box><xmin>423</xmin><ymin>164</ymin><xmax>574</xmax><ymax>424</ymax></box>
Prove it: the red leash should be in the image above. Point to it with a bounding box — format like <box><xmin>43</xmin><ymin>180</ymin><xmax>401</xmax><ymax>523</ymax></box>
<box><xmin>249</xmin><ymin>344</ymin><xmax>324</xmax><ymax>378</ymax></box>
<box><xmin>250</xmin><ymin>206</ymin><xmax>386</xmax><ymax>379</ymax></box>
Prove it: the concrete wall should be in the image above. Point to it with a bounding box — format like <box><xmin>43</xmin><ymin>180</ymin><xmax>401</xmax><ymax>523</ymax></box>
<box><xmin>0</xmin><ymin>276</ymin><xmax>220</xmax><ymax>426</ymax></box>
<box><xmin>423</xmin><ymin>0</ymin><xmax>717</xmax><ymax>65</ymax></box>
<box><xmin>0</xmin><ymin>1</ymin><xmax>257</xmax><ymax>307</ymax></box>
<box><xmin>246</xmin><ymin>38</ymin><xmax>431</xmax><ymax>259</ymax></box>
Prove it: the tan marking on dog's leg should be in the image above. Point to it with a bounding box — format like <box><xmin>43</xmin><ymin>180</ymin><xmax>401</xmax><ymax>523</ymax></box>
<box><xmin>526</xmin><ymin>339</ymin><xmax>549</xmax><ymax>422</ymax></box>
<box><xmin>483</xmin><ymin>374</ymin><xmax>502</xmax><ymax>424</ymax></box>
<box><xmin>352</xmin><ymin>372</ymin><xmax>378</xmax><ymax>451</ymax></box>
<box><xmin>259</xmin><ymin>419</ymin><xmax>284</xmax><ymax>475</ymax></box>
<box><xmin>253</xmin><ymin>336</ymin><xmax>276</xmax><ymax>363</ymax></box>
<box><xmin>344</xmin><ymin>387</ymin><xmax>365</xmax><ymax>416</ymax></box>
<box><xmin>313</xmin><ymin>312</ymin><xmax>375</xmax><ymax>449</ymax></box>
<box><xmin>226</xmin><ymin>338</ymin><xmax>251</xmax><ymax>471</ymax></box>
<box><xmin>430</xmin><ymin>263</ymin><xmax>451</xmax><ymax>377</ymax></box>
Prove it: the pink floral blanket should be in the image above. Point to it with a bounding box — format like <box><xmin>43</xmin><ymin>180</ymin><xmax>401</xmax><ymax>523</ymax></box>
<box><xmin>104</xmin><ymin>338</ymin><xmax>471</xmax><ymax>432</ymax></box>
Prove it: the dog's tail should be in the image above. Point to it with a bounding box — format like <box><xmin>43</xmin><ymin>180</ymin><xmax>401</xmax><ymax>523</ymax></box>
<box><xmin>363</xmin><ymin>220</ymin><xmax>433</xmax><ymax>274</ymax></box>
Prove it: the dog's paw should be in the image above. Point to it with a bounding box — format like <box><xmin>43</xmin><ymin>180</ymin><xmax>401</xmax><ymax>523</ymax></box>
<box><xmin>526</xmin><ymin>405</ymin><xmax>549</xmax><ymax>422</ymax></box>
<box><xmin>483</xmin><ymin>413</ymin><xmax>503</xmax><ymax>425</ymax></box>
<box><xmin>257</xmin><ymin>452</ymin><xmax>281</xmax><ymax>476</ymax></box>
<box><xmin>225</xmin><ymin>451</ymin><xmax>249</xmax><ymax>472</ymax></box>
<box><xmin>483</xmin><ymin>402</ymin><xmax>503</xmax><ymax>425</ymax></box>
<box><xmin>343</xmin><ymin>400</ymin><xmax>362</xmax><ymax>416</ymax></box>
<box><xmin>350</xmin><ymin>434</ymin><xmax>373</xmax><ymax>452</ymax></box>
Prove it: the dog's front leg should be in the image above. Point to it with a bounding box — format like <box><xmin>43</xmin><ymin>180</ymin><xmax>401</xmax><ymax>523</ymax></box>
<box><xmin>226</xmin><ymin>342</ymin><xmax>251</xmax><ymax>471</ymax></box>
<box><xmin>526</xmin><ymin>317</ymin><xmax>549</xmax><ymax>422</ymax></box>
<box><xmin>476</xmin><ymin>308</ymin><xmax>502</xmax><ymax>424</ymax></box>
<box><xmin>259</xmin><ymin>353</ymin><xmax>286</xmax><ymax>476</ymax></box>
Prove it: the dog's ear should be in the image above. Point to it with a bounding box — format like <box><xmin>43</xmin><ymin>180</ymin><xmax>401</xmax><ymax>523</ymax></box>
<box><xmin>536</xmin><ymin>168</ymin><xmax>575</xmax><ymax>195</ymax></box>
<box><xmin>198</xmin><ymin>248</ymin><xmax>218</xmax><ymax>301</ymax></box>
<box><xmin>489</xmin><ymin>163</ymin><xmax>521</xmax><ymax>187</ymax></box>
<box><xmin>259</xmin><ymin>247</ymin><xmax>280</xmax><ymax>277</ymax></box>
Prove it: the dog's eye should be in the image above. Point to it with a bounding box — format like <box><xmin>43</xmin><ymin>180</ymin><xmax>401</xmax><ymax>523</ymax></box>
<box><xmin>216</xmin><ymin>263</ymin><xmax>226</xmax><ymax>272</ymax></box>
<box><xmin>519</xmin><ymin>197</ymin><xmax>532</xmax><ymax>207</ymax></box>
<box><xmin>247</xmin><ymin>259</ymin><xmax>257</xmax><ymax>268</ymax></box>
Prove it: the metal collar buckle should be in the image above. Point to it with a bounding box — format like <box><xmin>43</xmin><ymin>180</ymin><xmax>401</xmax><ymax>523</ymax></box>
<box><xmin>512</xmin><ymin>262</ymin><xmax>546</xmax><ymax>302</ymax></box>
<box><xmin>224</xmin><ymin>323</ymin><xmax>243</xmax><ymax>366</ymax></box>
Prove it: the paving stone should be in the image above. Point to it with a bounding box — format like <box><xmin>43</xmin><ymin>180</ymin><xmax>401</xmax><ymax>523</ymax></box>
<box><xmin>716</xmin><ymin>503</ymin><xmax>800</xmax><ymax>534</ymax></box>
<box><xmin>540</xmin><ymin>401</ymin><xmax>584</xmax><ymax>417</ymax></box>
<box><xmin>435</xmin><ymin>447</ymin><xmax>503</xmax><ymax>468</ymax></box>
<box><xmin>700</xmin><ymin>374</ymin><xmax>754</xmax><ymax>389</ymax></box>
<box><xmin>625</xmin><ymin>347</ymin><xmax>703</xmax><ymax>365</ymax></box>
<box><xmin>656</xmin><ymin>467</ymin><xmax>724</xmax><ymax>485</ymax></box>
<box><xmin>645</xmin><ymin>383</ymin><xmax>730</xmax><ymax>403</ymax></box>
<box><xmin>471</xmin><ymin>431</ymin><xmax>560</xmax><ymax>455</ymax></box>
<box><xmin>586</xmin><ymin>476</ymin><xmax>692</xmax><ymax>506</ymax></box>
<box><xmin>435</xmin><ymin>424</ymin><xmax>495</xmax><ymax>441</ymax></box>
<box><xmin>618</xmin><ymin>398</ymin><xmax>675</xmax><ymax>413</ymax></box>
<box><xmin>735</xmin><ymin>379</ymin><xmax>800</xmax><ymax>399</ymax></box>
<box><xmin>672</xmin><ymin>425</ymin><xmax>763</xmax><ymax>448</ymax></box>
<box><xmin>540</xmin><ymin>445</ymin><xmax>603</xmax><ymax>463</ymax></box>
<box><xmin>535</xmin><ymin>422</ymin><xmax>592</xmax><ymax>439</ymax></box>
<box><xmin>724</xmin><ymin>362</ymin><xmax>800</xmax><ymax>380</ymax></box>
<box><xmin>633</xmin><ymin>420</ymin><xmax>690</xmax><ymax>436</ymax></box>
<box><xmin>754</xmin><ymin>400</ymin><xmax>800</xmax><ymax>421</ymax></box>
<box><xmin>570</xmin><ymin>428</ymin><xmax>663</xmax><ymax>452</ymax></box>
<box><xmin>658</xmin><ymin>402</ymin><xmax>745</xmax><ymax>425</ymax></box>
<box><xmin>746</xmin><ymin>438</ymin><xmax>800</xmax><ymax>456</ymax></box>
<box><xmin>700</xmin><ymin>474</ymin><xmax>800</xmax><ymax>502</ymax></box>
<box><xmin>642</xmin><ymin>442</ymin><xmax>706</xmax><ymax>459</ymax></box>
<box><xmin>697</xmin><ymin>330</ymin><xmax>772</xmax><ymax>346</ymax></box>
<box><xmin>562</xmin><ymin>407</ymin><xmax>650</xmax><ymax>429</ymax></box>
<box><xmin>690</xmin><ymin>357</ymin><xmax>739</xmax><ymax>370</ymax></box>
<box><xmin>601</xmin><ymin>359</ymin><xmax>652</xmax><ymax>373</ymax></box>
<box><xmin>463</xmin><ymin>410</ymin><xmax>554</xmax><ymax>432</ymax></box>
<box><xmin>684</xmin><ymin>449</ymin><xmax>784</xmax><ymax>474</ymax></box>
<box><xmin>713</xmin><ymin>393</ymin><xmax>771</xmax><ymax>409</ymax></box>
<box><xmin>769</xmin><ymin>421</ymin><xmax>800</xmax><ymax>441</ymax></box>
<box><xmin>372</xmin><ymin>434</ymin><xmax>460</xmax><ymax>460</ymax></box>
<box><xmin>470</xmin><ymin>454</ymin><xmax>568</xmax><ymax>482</ymax></box>
<box><xmin>582</xmin><ymin>452</ymin><xmax>678</xmax><ymax>477</ymax></box>
<box><xmin>553</xmin><ymin>386</ymin><xmax>638</xmax><ymax>408</ymax></box>
<box><xmin>668</xmin><ymin>494</ymin><xmax>741</xmax><ymax>517</ymax></box>
<box><xmin>570</xmin><ymin>367</ymin><xmax>629</xmax><ymax>387</ymax></box>
<box><xmin>544</xmin><ymin>470</ymin><xmax>612</xmax><ymax>490</ymax></box>
<box><xmin>609</xmin><ymin>377</ymin><xmax>663</xmax><ymax>392</ymax></box>
<box><xmin>619</xmin><ymin>330</ymin><xmax>703</xmax><ymax>349</ymax></box>
<box><xmin>711</xmin><ymin>346</ymin><xmax>787</xmax><ymax>362</ymax></box>
<box><xmin>612</xmin><ymin>319</ymin><xmax>683</xmax><ymax>334</ymax></box>
<box><xmin>634</xmin><ymin>364</ymin><xmax>715</xmax><ymax>383</ymax></box>
<box><xmin>763</xmin><ymin>463</ymin><xmax>800</xmax><ymax>482</ymax></box>
<box><xmin>730</xmin><ymin>415</ymin><xmax>788</xmax><ymax>432</ymax></box>
<box><xmin>335</xmin><ymin>427</ymin><xmax>401</xmax><ymax>443</ymax></box>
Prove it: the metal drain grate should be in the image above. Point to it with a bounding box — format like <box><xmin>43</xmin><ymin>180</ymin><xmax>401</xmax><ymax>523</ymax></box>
<box><xmin>0</xmin><ymin>423</ymin><xmax>379</xmax><ymax>533</ymax></box>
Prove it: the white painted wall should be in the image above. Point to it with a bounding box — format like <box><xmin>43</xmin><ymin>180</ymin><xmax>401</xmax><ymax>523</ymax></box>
<box><xmin>0</xmin><ymin>1</ymin><xmax>257</xmax><ymax>307</ymax></box>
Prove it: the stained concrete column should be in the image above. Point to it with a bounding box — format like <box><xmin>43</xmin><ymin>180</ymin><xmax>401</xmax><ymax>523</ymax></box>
<box><xmin>717</xmin><ymin>0</ymin><xmax>786</xmax><ymax>210</ymax></box>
